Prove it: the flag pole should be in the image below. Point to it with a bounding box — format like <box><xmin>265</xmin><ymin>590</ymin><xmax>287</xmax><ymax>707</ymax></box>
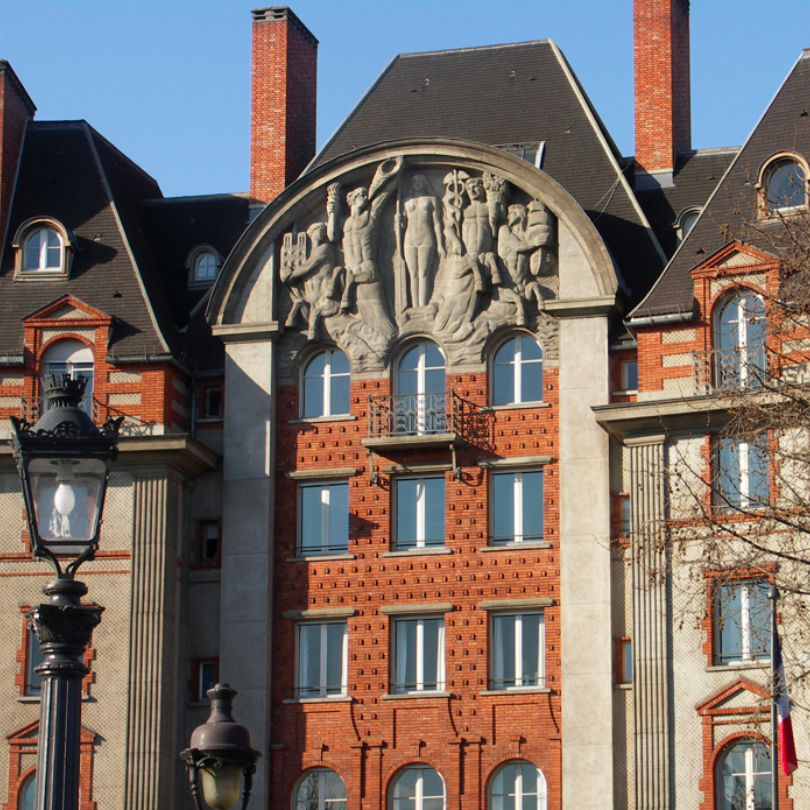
<box><xmin>769</xmin><ymin>583</ymin><xmax>779</xmax><ymax>810</ymax></box>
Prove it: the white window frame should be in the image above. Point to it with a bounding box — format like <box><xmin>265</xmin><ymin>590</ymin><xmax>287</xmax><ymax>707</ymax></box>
<box><xmin>392</xmin><ymin>615</ymin><xmax>445</xmax><ymax>694</ymax></box>
<box><xmin>491</xmin><ymin>335</ymin><xmax>543</xmax><ymax>406</ymax></box>
<box><xmin>301</xmin><ymin>349</ymin><xmax>351</xmax><ymax>419</ymax></box>
<box><xmin>41</xmin><ymin>340</ymin><xmax>94</xmax><ymax>417</ymax></box>
<box><xmin>186</xmin><ymin>245</ymin><xmax>222</xmax><ymax>288</ymax></box>
<box><xmin>298</xmin><ymin>481</ymin><xmax>349</xmax><ymax>556</ymax></box>
<box><xmin>714</xmin><ymin>292</ymin><xmax>766</xmax><ymax>390</ymax></box>
<box><xmin>395</xmin><ymin>341</ymin><xmax>446</xmax><ymax>435</ymax></box>
<box><xmin>717</xmin><ymin>740</ymin><xmax>771</xmax><ymax>810</ymax></box>
<box><xmin>24</xmin><ymin>227</ymin><xmax>62</xmax><ymax>272</ymax></box>
<box><xmin>294</xmin><ymin>769</ymin><xmax>347</xmax><ymax>810</ymax></box>
<box><xmin>714</xmin><ymin>580</ymin><xmax>770</xmax><ymax>665</ymax></box>
<box><xmin>391</xmin><ymin>765</ymin><xmax>446</xmax><ymax>810</ymax></box>
<box><xmin>13</xmin><ymin>218</ymin><xmax>73</xmax><ymax>280</ymax></box>
<box><xmin>394</xmin><ymin>475</ymin><xmax>445</xmax><ymax>550</ymax></box>
<box><xmin>759</xmin><ymin>153</ymin><xmax>808</xmax><ymax>215</ymax></box>
<box><xmin>716</xmin><ymin>436</ymin><xmax>769</xmax><ymax>511</ymax></box>
<box><xmin>490</xmin><ymin>610</ymin><xmax>545</xmax><ymax>690</ymax></box>
<box><xmin>296</xmin><ymin>621</ymin><xmax>348</xmax><ymax>698</ymax></box>
<box><xmin>490</xmin><ymin>469</ymin><xmax>543</xmax><ymax>545</ymax></box>
<box><xmin>489</xmin><ymin>761</ymin><xmax>548</xmax><ymax>810</ymax></box>
<box><xmin>621</xmin><ymin>360</ymin><xmax>638</xmax><ymax>392</ymax></box>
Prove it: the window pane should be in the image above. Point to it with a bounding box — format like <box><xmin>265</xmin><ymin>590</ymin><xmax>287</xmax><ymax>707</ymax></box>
<box><xmin>330</xmin><ymin>373</ymin><xmax>350</xmax><ymax>416</ymax></box>
<box><xmin>325</xmin><ymin>623</ymin><xmax>346</xmax><ymax>694</ymax></box>
<box><xmin>767</xmin><ymin>160</ymin><xmax>806</xmax><ymax>209</ymax></box>
<box><xmin>300</xmin><ymin>486</ymin><xmax>325</xmax><ymax>553</ymax></box>
<box><xmin>493</xmin><ymin>362</ymin><xmax>515</xmax><ymax>406</ymax></box>
<box><xmin>422</xmin><ymin>618</ymin><xmax>442</xmax><ymax>689</ymax></box>
<box><xmin>425</xmin><ymin>344</ymin><xmax>444</xmax><ymax>369</ymax></box>
<box><xmin>304</xmin><ymin>376</ymin><xmax>325</xmax><ymax>418</ymax></box>
<box><xmin>521</xmin><ymin>614</ymin><xmax>542</xmax><ymax>685</ymax></box>
<box><xmin>622</xmin><ymin>361</ymin><xmax>638</xmax><ymax>390</ymax></box>
<box><xmin>520</xmin><ymin>337</ymin><xmax>542</xmax><ymax>362</ymax></box>
<box><xmin>718</xmin><ymin>439</ymin><xmax>741</xmax><ymax>508</ymax></box>
<box><xmin>25</xmin><ymin>231</ymin><xmax>41</xmax><ymax>270</ymax></box>
<box><xmin>424</xmin><ymin>477</ymin><xmax>445</xmax><ymax>545</ymax></box>
<box><xmin>395</xmin><ymin>620</ymin><xmax>417</xmax><ymax>692</ymax></box>
<box><xmin>299</xmin><ymin>625</ymin><xmax>321</xmax><ymax>694</ymax></box>
<box><xmin>396</xmin><ymin>479</ymin><xmax>418</xmax><ymax>548</ymax></box>
<box><xmin>393</xmin><ymin>767</ymin><xmax>418</xmax><ymax>801</ymax></box>
<box><xmin>717</xmin><ymin>584</ymin><xmax>743</xmax><ymax>663</ymax></box>
<box><xmin>492</xmin><ymin>473</ymin><xmax>515</xmax><ymax>542</ymax></box>
<box><xmin>493</xmin><ymin>614</ymin><xmax>516</xmax><ymax>687</ymax></box>
<box><xmin>521</xmin><ymin>472</ymin><xmax>543</xmax><ymax>541</ymax></box>
<box><xmin>327</xmin><ymin>484</ymin><xmax>349</xmax><ymax>552</ymax></box>
<box><xmin>748</xmin><ymin>437</ymin><xmax>769</xmax><ymax>505</ymax></box>
<box><xmin>520</xmin><ymin>358</ymin><xmax>543</xmax><ymax>403</ymax></box>
<box><xmin>748</xmin><ymin>582</ymin><xmax>770</xmax><ymax>659</ymax></box>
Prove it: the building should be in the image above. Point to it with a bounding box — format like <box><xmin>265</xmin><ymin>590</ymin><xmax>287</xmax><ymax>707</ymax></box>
<box><xmin>0</xmin><ymin>1</ymin><xmax>807</xmax><ymax>809</ymax></box>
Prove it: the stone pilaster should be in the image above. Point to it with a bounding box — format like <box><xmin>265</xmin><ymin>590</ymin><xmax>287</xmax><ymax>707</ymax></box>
<box><xmin>123</xmin><ymin>471</ymin><xmax>181</xmax><ymax>810</ymax></box>
<box><xmin>628</xmin><ymin>435</ymin><xmax>671</xmax><ymax>810</ymax></box>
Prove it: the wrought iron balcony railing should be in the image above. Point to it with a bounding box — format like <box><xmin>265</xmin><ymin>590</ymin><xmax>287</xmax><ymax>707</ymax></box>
<box><xmin>691</xmin><ymin>346</ymin><xmax>766</xmax><ymax>395</ymax></box>
<box><xmin>19</xmin><ymin>397</ymin><xmax>156</xmax><ymax>437</ymax></box>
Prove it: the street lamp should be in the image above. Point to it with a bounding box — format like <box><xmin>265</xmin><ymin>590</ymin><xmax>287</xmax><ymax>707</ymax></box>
<box><xmin>10</xmin><ymin>374</ymin><xmax>121</xmax><ymax>810</ymax></box>
<box><xmin>181</xmin><ymin>683</ymin><xmax>262</xmax><ymax>810</ymax></box>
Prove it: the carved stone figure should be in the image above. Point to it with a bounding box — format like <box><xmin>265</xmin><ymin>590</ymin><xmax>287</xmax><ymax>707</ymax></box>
<box><xmin>339</xmin><ymin>172</ymin><xmax>398</xmax><ymax>340</ymax></box>
<box><xmin>526</xmin><ymin>200</ymin><xmax>557</xmax><ymax>277</ymax></box>
<box><xmin>497</xmin><ymin>204</ymin><xmax>545</xmax><ymax>325</ymax></box>
<box><xmin>280</xmin><ymin>223</ymin><xmax>342</xmax><ymax>340</ymax></box>
<box><xmin>441</xmin><ymin>170</ymin><xmax>467</xmax><ymax>257</ymax></box>
<box><xmin>396</xmin><ymin>175</ymin><xmax>445</xmax><ymax>311</ymax></box>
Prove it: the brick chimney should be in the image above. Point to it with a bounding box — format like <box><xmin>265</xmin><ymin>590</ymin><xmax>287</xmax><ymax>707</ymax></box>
<box><xmin>0</xmin><ymin>62</ymin><xmax>35</xmax><ymax>246</ymax></box>
<box><xmin>633</xmin><ymin>0</ymin><xmax>691</xmax><ymax>189</ymax></box>
<box><xmin>250</xmin><ymin>7</ymin><xmax>317</xmax><ymax>215</ymax></box>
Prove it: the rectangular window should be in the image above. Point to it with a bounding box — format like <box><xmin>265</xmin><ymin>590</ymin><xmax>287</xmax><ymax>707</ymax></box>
<box><xmin>716</xmin><ymin>436</ymin><xmax>769</xmax><ymax>510</ymax></box>
<box><xmin>392</xmin><ymin>616</ymin><xmax>445</xmax><ymax>693</ymax></box>
<box><xmin>490</xmin><ymin>611</ymin><xmax>545</xmax><ymax>690</ymax></box>
<box><xmin>203</xmin><ymin>386</ymin><xmax>223</xmax><ymax>419</ymax></box>
<box><xmin>395</xmin><ymin>477</ymin><xmax>445</xmax><ymax>550</ymax></box>
<box><xmin>199</xmin><ymin>520</ymin><xmax>221</xmax><ymax>563</ymax></box>
<box><xmin>715</xmin><ymin>580</ymin><xmax>770</xmax><ymax>665</ymax></box>
<box><xmin>26</xmin><ymin>629</ymin><xmax>44</xmax><ymax>696</ymax></box>
<box><xmin>194</xmin><ymin>659</ymin><xmax>219</xmax><ymax>701</ymax></box>
<box><xmin>299</xmin><ymin>482</ymin><xmax>349</xmax><ymax>555</ymax></box>
<box><xmin>297</xmin><ymin>622</ymin><xmax>347</xmax><ymax>698</ymax></box>
<box><xmin>616</xmin><ymin>638</ymin><xmax>632</xmax><ymax>684</ymax></box>
<box><xmin>621</xmin><ymin>360</ymin><xmax>638</xmax><ymax>391</ymax></box>
<box><xmin>491</xmin><ymin>470</ymin><xmax>543</xmax><ymax>544</ymax></box>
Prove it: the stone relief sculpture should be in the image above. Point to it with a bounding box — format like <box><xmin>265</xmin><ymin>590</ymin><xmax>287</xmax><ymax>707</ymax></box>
<box><xmin>277</xmin><ymin>156</ymin><xmax>560</xmax><ymax>370</ymax></box>
<box><xmin>395</xmin><ymin>175</ymin><xmax>445</xmax><ymax>312</ymax></box>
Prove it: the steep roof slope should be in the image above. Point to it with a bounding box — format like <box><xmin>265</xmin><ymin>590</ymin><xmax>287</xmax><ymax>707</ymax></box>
<box><xmin>0</xmin><ymin>121</ymin><xmax>169</xmax><ymax>355</ymax></box>
<box><xmin>632</xmin><ymin>51</ymin><xmax>810</xmax><ymax>320</ymax></box>
<box><xmin>311</xmin><ymin>40</ymin><xmax>666</xmax><ymax>301</ymax></box>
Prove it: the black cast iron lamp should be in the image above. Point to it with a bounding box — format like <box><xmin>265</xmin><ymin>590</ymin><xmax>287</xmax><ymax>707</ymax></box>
<box><xmin>11</xmin><ymin>374</ymin><xmax>121</xmax><ymax>572</ymax></box>
<box><xmin>181</xmin><ymin>684</ymin><xmax>262</xmax><ymax>810</ymax></box>
<box><xmin>9</xmin><ymin>374</ymin><xmax>122</xmax><ymax>810</ymax></box>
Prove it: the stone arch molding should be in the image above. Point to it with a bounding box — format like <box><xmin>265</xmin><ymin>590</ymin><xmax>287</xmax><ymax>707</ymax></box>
<box><xmin>209</xmin><ymin>140</ymin><xmax>618</xmax><ymax>375</ymax></box>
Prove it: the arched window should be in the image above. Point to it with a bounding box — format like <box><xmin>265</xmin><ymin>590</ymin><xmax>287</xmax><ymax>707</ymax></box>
<box><xmin>395</xmin><ymin>342</ymin><xmax>446</xmax><ymax>435</ymax></box>
<box><xmin>194</xmin><ymin>251</ymin><xmax>218</xmax><ymax>283</ymax></box>
<box><xmin>302</xmin><ymin>349</ymin><xmax>350</xmax><ymax>418</ymax></box>
<box><xmin>489</xmin><ymin>761</ymin><xmax>547</xmax><ymax>810</ymax></box>
<box><xmin>674</xmin><ymin>206</ymin><xmax>701</xmax><ymax>243</ymax></box>
<box><xmin>717</xmin><ymin>740</ymin><xmax>771</xmax><ymax>810</ymax></box>
<box><xmin>23</xmin><ymin>227</ymin><xmax>62</xmax><ymax>272</ymax></box>
<box><xmin>390</xmin><ymin>765</ymin><xmax>445</xmax><ymax>810</ymax></box>
<box><xmin>19</xmin><ymin>773</ymin><xmax>35</xmax><ymax>810</ymax></box>
<box><xmin>41</xmin><ymin>340</ymin><xmax>94</xmax><ymax>416</ymax></box>
<box><xmin>492</xmin><ymin>335</ymin><xmax>543</xmax><ymax>405</ymax></box>
<box><xmin>763</xmin><ymin>157</ymin><xmax>806</xmax><ymax>212</ymax></box>
<box><xmin>714</xmin><ymin>291</ymin><xmax>765</xmax><ymax>389</ymax></box>
<box><xmin>293</xmin><ymin>768</ymin><xmax>346</xmax><ymax>810</ymax></box>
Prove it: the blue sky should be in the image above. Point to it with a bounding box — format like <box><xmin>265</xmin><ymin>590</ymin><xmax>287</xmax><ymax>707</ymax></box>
<box><xmin>3</xmin><ymin>1</ymin><xmax>809</xmax><ymax>198</ymax></box>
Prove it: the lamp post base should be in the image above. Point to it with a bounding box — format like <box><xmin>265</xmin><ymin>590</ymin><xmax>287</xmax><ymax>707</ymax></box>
<box><xmin>27</xmin><ymin>577</ymin><xmax>103</xmax><ymax>810</ymax></box>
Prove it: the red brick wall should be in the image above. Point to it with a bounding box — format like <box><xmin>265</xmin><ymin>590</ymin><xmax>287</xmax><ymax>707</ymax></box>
<box><xmin>250</xmin><ymin>9</ymin><xmax>317</xmax><ymax>206</ymax></box>
<box><xmin>0</xmin><ymin>65</ymin><xmax>35</xmax><ymax>251</ymax></box>
<box><xmin>270</xmin><ymin>369</ymin><xmax>562</xmax><ymax>809</ymax></box>
<box><xmin>633</xmin><ymin>0</ymin><xmax>691</xmax><ymax>173</ymax></box>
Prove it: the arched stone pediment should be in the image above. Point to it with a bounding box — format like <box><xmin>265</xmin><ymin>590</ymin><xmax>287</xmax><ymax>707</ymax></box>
<box><xmin>208</xmin><ymin>139</ymin><xmax>618</xmax><ymax>376</ymax></box>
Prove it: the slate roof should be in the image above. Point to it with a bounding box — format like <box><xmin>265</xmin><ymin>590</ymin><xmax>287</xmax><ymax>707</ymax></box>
<box><xmin>0</xmin><ymin>121</ymin><xmax>248</xmax><ymax>370</ymax></box>
<box><xmin>632</xmin><ymin>50</ymin><xmax>810</xmax><ymax>320</ymax></box>
<box><xmin>636</xmin><ymin>148</ymin><xmax>737</xmax><ymax>258</ymax></box>
<box><xmin>310</xmin><ymin>40</ymin><xmax>666</xmax><ymax>303</ymax></box>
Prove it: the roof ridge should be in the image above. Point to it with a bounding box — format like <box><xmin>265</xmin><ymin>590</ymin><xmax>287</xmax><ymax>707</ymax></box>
<box><xmin>397</xmin><ymin>40</ymin><xmax>552</xmax><ymax>59</ymax></box>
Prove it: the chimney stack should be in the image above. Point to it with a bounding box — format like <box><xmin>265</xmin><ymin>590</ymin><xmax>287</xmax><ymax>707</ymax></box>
<box><xmin>0</xmin><ymin>62</ymin><xmax>35</xmax><ymax>246</ymax></box>
<box><xmin>250</xmin><ymin>7</ymin><xmax>318</xmax><ymax>215</ymax></box>
<box><xmin>633</xmin><ymin>0</ymin><xmax>691</xmax><ymax>189</ymax></box>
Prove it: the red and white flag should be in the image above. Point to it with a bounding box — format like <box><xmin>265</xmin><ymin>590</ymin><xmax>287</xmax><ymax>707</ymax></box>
<box><xmin>774</xmin><ymin>628</ymin><xmax>798</xmax><ymax>775</ymax></box>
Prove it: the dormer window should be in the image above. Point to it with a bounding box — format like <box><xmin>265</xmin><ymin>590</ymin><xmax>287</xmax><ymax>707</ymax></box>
<box><xmin>674</xmin><ymin>206</ymin><xmax>701</xmax><ymax>244</ymax></box>
<box><xmin>187</xmin><ymin>246</ymin><xmax>221</xmax><ymax>288</ymax></box>
<box><xmin>759</xmin><ymin>154</ymin><xmax>808</xmax><ymax>215</ymax></box>
<box><xmin>12</xmin><ymin>218</ymin><xmax>74</xmax><ymax>280</ymax></box>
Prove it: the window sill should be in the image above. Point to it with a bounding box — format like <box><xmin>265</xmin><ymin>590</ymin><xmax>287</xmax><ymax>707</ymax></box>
<box><xmin>483</xmin><ymin>401</ymin><xmax>551</xmax><ymax>411</ymax></box>
<box><xmin>17</xmin><ymin>695</ymin><xmax>95</xmax><ymax>703</ymax></box>
<box><xmin>613</xmin><ymin>389</ymin><xmax>638</xmax><ymax>396</ymax></box>
<box><xmin>283</xmin><ymin>696</ymin><xmax>353</xmax><ymax>704</ymax></box>
<box><xmin>196</xmin><ymin>417</ymin><xmax>223</xmax><ymax>424</ymax></box>
<box><xmin>14</xmin><ymin>270</ymin><xmax>69</xmax><ymax>282</ymax></box>
<box><xmin>381</xmin><ymin>691</ymin><xmax>451</xmax><ymax>701</ymax></box>
<box><xmin>705</xmin><ymin>661</ymin><xmax>767</xmax><ymax>672</ymax></box>
<box><xmin>383</xmin><ymin>547</ymin><xmax>451</xmax><ymax>558</ymax></box>
<box><xmin>614</xmin><ymin>683</ymin><xmax>633</xmax><ymax>691</ymax></box>
<box><xmin>479</xmin><ymin>542</ymin><xmax>551</xmax><ymax>552</ymax></box>
<box><xmin>286</xmin><ymin>553</ymin><xmax>355</xmax><ymax>563</ymax></box>
<box><xmin>289</xmin><ymin>415</ymin><xmax>357</xmax><ymax>424</ymax></box>
<box><xmin>187</xmin><ymin>700</ymin><xmax>212</xmax><ymax>708</ymax></box>
<box><xmin>479</xmin><ymin>687</ymin><xmax>551</xmax><ymax>696</ymax></box>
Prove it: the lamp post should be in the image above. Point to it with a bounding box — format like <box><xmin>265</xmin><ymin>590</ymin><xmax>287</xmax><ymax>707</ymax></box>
<box><xmin>181</xmin><ymin>683</ymin><xmax>262</xmax><ymax>810</ymax></box>
<box><xmin>10</xmin><ymin>375</ymin><xmax>121</xmax><ymax>810</ymax></box>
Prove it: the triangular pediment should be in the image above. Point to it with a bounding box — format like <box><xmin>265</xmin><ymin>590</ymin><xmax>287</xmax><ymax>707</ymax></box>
<box><xmin>23</xmin><ymin>295</ymin><xmax>111</xmax><ymax>325</ymax></box>
<box><xmin>7</xmin><ymin>719</ymin><xmax>97</xmax><ymax>744</ymax></box>
<box><xmin>696</xmin><ymin>678</ymin><xmax>768</xmax><ymax>717</ymax></box>
<box><xmin>691</xmin><ymin>241</ymin><xmax>778</xmax><ymax>279</ymax></box>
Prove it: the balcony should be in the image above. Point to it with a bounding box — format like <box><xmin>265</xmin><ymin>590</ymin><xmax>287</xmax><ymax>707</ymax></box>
<box><xmin>364</xmin><ymin>391</ymin><xmax>491</xmax><ymax>482</ymax></box>
<box><xmin>691</xmin><ymin>346</ymin><xmax>766</xmax><ymax>395</ymax></box>
<box><xmin>19</xmin><ymin>397</ymin><xmax>157</xmax><ymax>437</ymax></box>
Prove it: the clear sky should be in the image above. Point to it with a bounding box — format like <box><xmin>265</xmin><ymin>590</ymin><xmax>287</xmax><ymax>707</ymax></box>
<box><xmin>3</xmin><ymin>1</ymin><xmax>809</xmax><ymax>198</ymax></box>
